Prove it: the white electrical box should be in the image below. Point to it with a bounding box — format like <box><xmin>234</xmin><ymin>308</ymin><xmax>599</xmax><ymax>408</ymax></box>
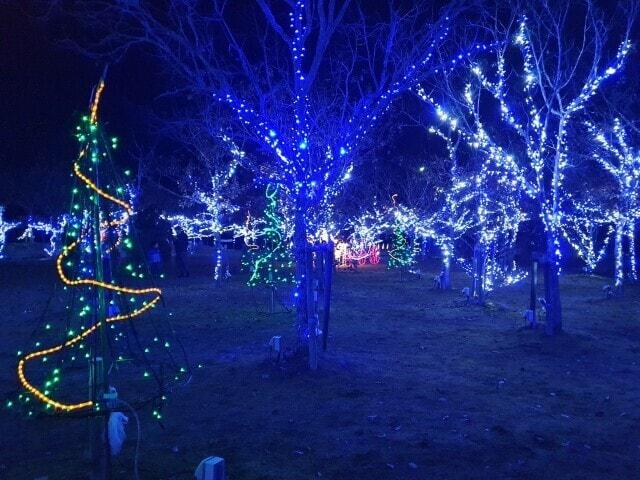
<box><xmin>195</xmin><ymin>456</ymin><xmax>226</xmax><ymax>480</ymax></box>
<box><xmin>269</xmin><ymin>335</ymin><xmax>282</xmax><ymax>352</ymax></box>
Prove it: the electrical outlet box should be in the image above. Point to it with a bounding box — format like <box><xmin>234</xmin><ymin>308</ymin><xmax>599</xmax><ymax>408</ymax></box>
<box><xmin>195</xmin><ymin>456</ymin><xmax>225</xmax><ymax>480</ymax></box>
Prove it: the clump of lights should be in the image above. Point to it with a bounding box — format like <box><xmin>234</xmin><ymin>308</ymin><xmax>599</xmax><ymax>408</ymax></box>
<box><xmin>0</xmin><ymin>206</ymin><xmax>19</xmax><ymax>259</ymax></box>
<box><xmin>335</xmin><ymin>207</ymin><xmax>387</xmax><ymax>267</ymax></box>
<box><xmin>17</xmin><ymin>215</ymin><xmax>70</xmax><ymax>257</ymax></box>
<box><xmin>242</xmin><ymin>184</ymin><xmax>294</xmax><ymax>287</ymax></box>
<box><xmin>560</xmin><ymin>199</ymin><xmax>614</xmax><ymax>273</ymax></box>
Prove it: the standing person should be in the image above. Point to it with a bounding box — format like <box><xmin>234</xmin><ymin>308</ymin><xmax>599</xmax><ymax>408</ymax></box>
<box><xmin>174</xmin><ymin>227</ymin><xmax>189</xmax><ymax>277</ymax></box>
<box><xmin>157</xmin><ymin>213</ymin><xmax>173</xmax><ymax>271</ymax></box>
<box><xmin>148</xmin><ymin>242</ymin><xmax>162</xmax><ymax>277</ymax></box>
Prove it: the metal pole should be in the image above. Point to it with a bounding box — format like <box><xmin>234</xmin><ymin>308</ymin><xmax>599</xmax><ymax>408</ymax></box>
<box><xmin>90</xmin><ymin>151</ymin><xmax>110</xmax><ymax>480</ymax></box>
<box><xmin>269</xmin><ymin>270</ymin><xmax>275</xmax><ymax>313</ymax></box>
<box><xmin>322</xmin><ymin>243</ymin><xmax>333</xmax><ymax>352</ymax></box>
<box><xmin>306</xmin><ymin>246</ymin><xmax>317</xmax><ymax>370</ymax></box>
<box><xmin>530</xmin><ymin>258</ymin><xmax>538</xmax><ymax>323</ymax></box>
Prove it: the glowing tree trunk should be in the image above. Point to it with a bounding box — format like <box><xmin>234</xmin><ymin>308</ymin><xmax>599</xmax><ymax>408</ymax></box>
<box><xmin>613</xmin><ymin>219</ymin><xmax>636</xmax><ymax>291</ymax></box>
<box><xmin>544</xmin><ymin>230</ymin><xmax>562</xmax><ymax>334</ymax></box>
<box><xmin>471</xmin><ymin>241</ymin><xmax>485</xmax><ymax>304</ymax></box>
<box><xmin>629</xmin><ymin>225</ymin><xmax>638</xmax><ymax>282</ymax></box>
<box><xmin>441</xmin><ymin>241</ymin><xmax>452</xmax><ymax>290</ymax></box>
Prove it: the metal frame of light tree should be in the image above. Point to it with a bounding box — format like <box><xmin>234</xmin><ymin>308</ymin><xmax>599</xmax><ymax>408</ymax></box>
<box><xmin>15</xmin><ymin>79</ymin><xmax>188</xmax><ymax>446</ymax></box>
<box><xmin>587</xmin><ymin>118</ymin><xmax>640</xmax><ymax>287</ymax></box>
<box><xmin>387</xmin><ymin>207</ymin><xmax>419</xmax><ymax>272</ymax></box>
<box><xmin>424</xmin><ymin>5</ymin><xmax>632</xmax><ymax>331</ymax></box>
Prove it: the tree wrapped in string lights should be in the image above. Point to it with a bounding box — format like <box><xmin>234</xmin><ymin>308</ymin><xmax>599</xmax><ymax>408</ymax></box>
<box><xmin>14</xmin><ymin>79</ymin><xmax>188</xmax><ymax>434</ymax></box>
<box><xmin>588</xmin><ymin>119</ymin><xmax>640</xmax><ymax>288</ymax></box>
<box><xmin>157</xmin><ymin>131</ymin><xmax>244</xmax><ymax>282</ymax></box>
<box><xmin>185</xmin><ymin>133</ymin><xmax>243</xmax><ymax>238</ymax></box>
<box><xmin>243</xmin><ymin>184</ymin><xmax>294</xmax><ymax>287</ymax></box>
<box><xmin>422</xmin><ymin>1</ymin><xmax>633</xmax><ymax>331</ymax></box>
<box><xmin>387</xmin><ymin>200</ymin><xmax>420</xmax><ymax>271</ymax></box>
<box><xmin>418</xmin><ymin>134</ymin><xmax>475</xmax><ymax>290</ymax></box>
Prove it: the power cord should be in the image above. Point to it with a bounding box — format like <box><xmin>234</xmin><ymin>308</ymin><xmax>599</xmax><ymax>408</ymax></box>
<box><xmin>115</xmin><ymin>398</ymin><xmax>141</xmax><ymax>480</ymax></box>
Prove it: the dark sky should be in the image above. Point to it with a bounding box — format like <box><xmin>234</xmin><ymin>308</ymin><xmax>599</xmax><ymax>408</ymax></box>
<box><xmin>0</xmin><ymin>1</ymin><xmax>431</xmax><ymax>218</ymax></box>
<box><xmin>0</xmin><ymin>0</ymin><xmax>635</xmax><ymax>217</ymax></box>
<box><xmin>0</xmin><ymin>3</ymin><xmax>156</xmax><ymax>217</ymax></box>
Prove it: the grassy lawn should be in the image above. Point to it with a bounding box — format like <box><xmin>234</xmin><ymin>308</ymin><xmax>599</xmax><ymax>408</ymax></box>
<box><xmin>0</xmin><ymin>245</ymin><xmax>639</xmax><ymax>479</ymax></box>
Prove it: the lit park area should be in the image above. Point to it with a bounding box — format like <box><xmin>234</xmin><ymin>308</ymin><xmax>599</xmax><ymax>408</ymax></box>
<box><xmin>0</xmin><ymin>1</ymin><xmax>639</xmax><ymax>479</ymax></box>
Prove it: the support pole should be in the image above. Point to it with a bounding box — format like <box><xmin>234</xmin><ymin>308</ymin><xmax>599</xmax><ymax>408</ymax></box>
<box><xmin>268</xmin><ymin>270</ymin><xmax>275</xmax><ymax>314</ymax></box>
<box><xmin>306</xmin><ymin>246</ymin><xmax>317</xmax><ymax>370</ymax></box>
<box><xmin>529</xmin><ymin>257</ymin><xmax>537</xmax><ymax>321</ymax></box>
<box><xmin>322</xmin><ymin>242</ymin><xmax>333</xmax><ymax>352</ymax></box>
<box><xmin>90</xmin><ymin>149</ymin><xmax>110</xmax><ymax>480</ymax></box>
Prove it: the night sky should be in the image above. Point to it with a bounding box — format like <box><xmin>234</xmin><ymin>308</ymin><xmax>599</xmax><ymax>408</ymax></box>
<box><xmin>0</xmin><ymin>0</ymin><xmax>634</xmax><ymax>218</ymax></box>
<box><xmin>0</xmin><ymin>2</ymin><xmax>429</xmax><ymax>219</ymax></box>
<box><xmin>0</xmin><ymin>3</ymin><xmax>159</xmax><ymax>217</ymax></box>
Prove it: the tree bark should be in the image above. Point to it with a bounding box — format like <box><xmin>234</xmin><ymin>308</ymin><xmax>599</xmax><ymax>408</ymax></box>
<box><xmin>543</xmin><ymin>232</ymin><xmax>562</xmax><ymax>335</ymax></box>
<box><xmin>442</xmin><ymin>255</ymin><xmax>451</xmax><ymax>290</ymax></box>
<box><xmin>322</xmin><ymin>242</ymin><xmax>333</xmax><ymax>352</ymax></box>
<box><xmin>628</xmin><ymin>225</ymin><xmax>638</xmax><ymax>281</ymax></box>
<box><xmin>293</xmin><ymin>203</ymin><xmax>309</xmax><ymax>346</ymax></box>
<box><xmin>472</xmin><ymin>241</ymin><xmax>485</xmax><ymax>304</ymax></box>
<box><xmin>614</xmin><ymin>221</ymin><xmax>624</xmax><ymax>289</ymax></box>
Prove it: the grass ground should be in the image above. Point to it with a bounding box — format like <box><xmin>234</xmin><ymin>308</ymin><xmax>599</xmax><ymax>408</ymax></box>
<box><xmin>0</xmin><ymin>245</ymin><xmax>639</xmax><ymax>479</ymax></box>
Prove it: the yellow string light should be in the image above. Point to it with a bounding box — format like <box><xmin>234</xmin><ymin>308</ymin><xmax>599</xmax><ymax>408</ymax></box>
<box><xmin>90</xmin><ymin>80</ymin><xmax>105</xmax><ymax>124</ymax></box>
<box><xmin>17</xmin><ymin>85</ymin><xmax>162</xmax><ymax>412</ymax></box>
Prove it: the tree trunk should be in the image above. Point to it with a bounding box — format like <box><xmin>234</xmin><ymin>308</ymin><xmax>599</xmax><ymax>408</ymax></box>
<box><xmin>293</xmin><ymin>204</ymin><xmax>309</xmax><ymax>346</ymax></box>
<box><xmin>472</xmin><ymin>241</ymin><xmax>485</xmax><ymax>304</ymax></box>
<box><xmin>543</xmin><ymin>232</ymin><xmax>562</xmax><ymax>335</ymax></box>
<box><xmin>614</xmin><ymin>221</ymin><xmax>624</xmax><ymax>289</ymax></box>
<box><xmin>322</xmin><ymin>242</ymin><xmax>333</xmax><ymax>352</ymax></box>
<box><xmin>439</xmin><ymin>232</ymin><xmax>453</xmax><ymax>290</ymax></box>
<box><xmin>306</xmin><ymin>249</ymin><xmax>317</xmax><ymax>370</ymax></box>
<box><xmin>442</xmin><ymin>257</ymin><xmax>451</xmax><ymax>290</ymax></box>
<box><xmin>628</xmin><ymin>225</ymin><xmax>638</xmax><ymax>281</ymax></box>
